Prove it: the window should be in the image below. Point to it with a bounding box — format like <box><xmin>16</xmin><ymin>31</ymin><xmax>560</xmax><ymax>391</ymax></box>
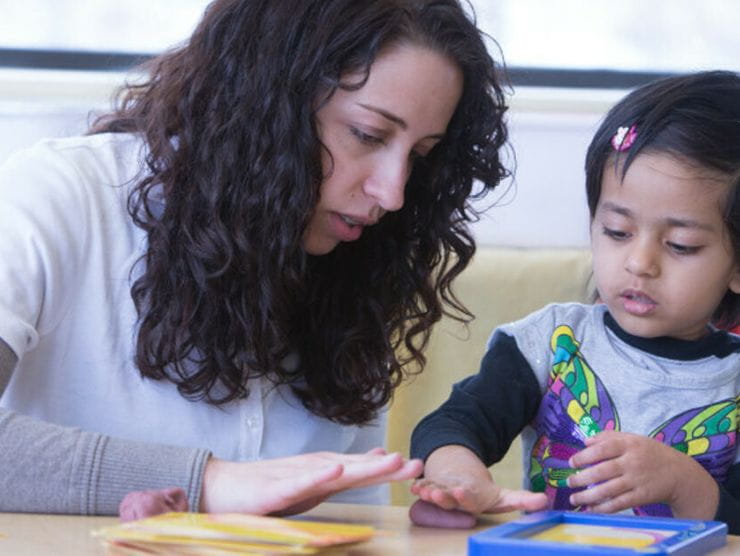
<box><xmin>1</xmin><ymin>1</ymin><xmax>738</xmax><ymax>86</ymax></box>
<box><xmin>2</xmin><ymin>1</ymin><xmax>205</xmax><ymax>53</ymax></box>
<box><xmin>0</xmin><ymin>0</ymin><xmax>207</xmax><ymax>70</ymax></box>
<box><xmin>476</xmin><ymin>0</ymin><xmax>740</xmax><ymax>87</ymax></box>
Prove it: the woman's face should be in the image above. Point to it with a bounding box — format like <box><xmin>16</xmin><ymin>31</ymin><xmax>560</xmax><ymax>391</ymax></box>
<box><xmin>305</xmin><ymin>43</ymin><xmax>463</xmax><ymax>255</ymax></box>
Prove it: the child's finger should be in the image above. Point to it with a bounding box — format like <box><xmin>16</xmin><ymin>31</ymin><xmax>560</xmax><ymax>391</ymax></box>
<box><xmin>429</xmin><ymin>488</ymin><xmax>466</xmax><ymax>510</ymax></box>
<box><xmin>487</xmin><ymin>488</ymin><xmax>549</xmax><ymax>513</ymax></box>
<box><xmin>411</xmin><ymin>483</ymin><xmax>457</xmax><ymax>508</ymax></box>
<box><xmin>569</xmin><ymin>457</ymin><xmax>624</xmax><ymax>489</ymax></box>
<box><xmin>586</xmin><ymin>492</ymin><xmax>635</xmax><ymax>514</ymax></box>
<box><xmin>410</xmin><ymin>478</ymin><xmax>445</xmax><ymax>496</ymax></box>
<box><xmin>569</xmin><ymin>476</ymin><xmax>630</xmax><ymax>509</ymax></box>
<box><xmin>569</xmin><ymin>440</ymin><xmax>622</xmax><ymax>468</ymax></box>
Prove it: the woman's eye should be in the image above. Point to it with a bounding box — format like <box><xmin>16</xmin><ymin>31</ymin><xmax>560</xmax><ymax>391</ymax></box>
<box><xmin>350</xmin><ymin>127</ymin><xmax>383</xmax><ymax>145</ymax></box>
<box><xmin>667</xmin><ymin>242</ymin><xmax>701</xmax><ymax>255</ymax></box>
<box><xmin>602</xmin><ymin>226</ymin><xmax>629</xmax><ymax>240</ymax></box>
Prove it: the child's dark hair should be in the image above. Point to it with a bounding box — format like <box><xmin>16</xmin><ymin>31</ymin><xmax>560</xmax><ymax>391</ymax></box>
<box><xmin>585</xmin><ymin>70</ymin><xmax>740</xmax><ymax>329</ymax></box>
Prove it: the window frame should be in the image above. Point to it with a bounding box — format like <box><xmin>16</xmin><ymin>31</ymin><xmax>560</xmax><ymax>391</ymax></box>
<box><xmin>0</xmin><ymin>47</ymin><xmax>681</xmax><ymax>90</ymax></box>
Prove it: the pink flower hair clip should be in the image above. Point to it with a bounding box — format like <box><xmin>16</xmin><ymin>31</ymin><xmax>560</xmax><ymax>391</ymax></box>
<box><xmin>611</xmin><ymin>124</ymin><xmax>638</xmax><ymax>152</ymax></box>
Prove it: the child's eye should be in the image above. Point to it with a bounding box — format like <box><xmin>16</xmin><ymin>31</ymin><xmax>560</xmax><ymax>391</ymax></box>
<box><xmin>602</xmin><ymin>226</ymin><xmax>629</xmax><ymax>241</ymax></box>
<box><xmin>667</xmin><ymin>242</ymin><xmax>701</xmax><ymax>255</ymax></box>
<box><xmin>350</xmin><ymin>126</ymin><xmax>383</xmax><ymax>145</ymax></box>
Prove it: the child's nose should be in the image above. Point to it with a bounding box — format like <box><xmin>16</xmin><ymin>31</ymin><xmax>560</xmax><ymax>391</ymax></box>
<box><xmin>625</xmin><ymin>241</ymin><xmax>660</xmax><ymax>277</ymax></box>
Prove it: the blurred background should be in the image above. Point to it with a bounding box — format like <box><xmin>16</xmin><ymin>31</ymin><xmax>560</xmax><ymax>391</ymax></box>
<box><xmin>1</xmin><ymin>0</ymin><xmax>738</xmax><ymax>248</ymax></box>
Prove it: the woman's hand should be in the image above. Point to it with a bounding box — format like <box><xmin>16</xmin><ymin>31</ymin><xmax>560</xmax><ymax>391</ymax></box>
<box><xmin>199</xmin><ymin>447</ymin><xmax>422</xmax><ymax>515</ymax></box>
<box><xmin>568</xmin><ymin>430</ymin><xmax>719</xmax><ymax>519</ymax></box>
<box><xmin>408</xmin><ymin>445</ymin><xmax>548</xmax><ymax>528</ymax></box>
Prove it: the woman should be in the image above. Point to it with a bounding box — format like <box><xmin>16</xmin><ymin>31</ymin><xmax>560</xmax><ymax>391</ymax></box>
<box><xmin>0</xmin><ymin>0</ymin><xmax>508</xmax><ymax>515</ymax></box>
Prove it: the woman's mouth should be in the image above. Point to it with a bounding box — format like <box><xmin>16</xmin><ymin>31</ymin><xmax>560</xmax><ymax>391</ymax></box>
<box><xmin>620</xmin><ymin>289</ymin><xmax>658</xmax><ymax>316</ymax></box>
<box><xmin>329</xmin><ymin>212</ymin><xmax>365</xmax><ymax>242</ymax></box>
<box><xmin>340</xmin><ymin>215</ymin><xmax>362</xmax><ymax>227</ymax></box>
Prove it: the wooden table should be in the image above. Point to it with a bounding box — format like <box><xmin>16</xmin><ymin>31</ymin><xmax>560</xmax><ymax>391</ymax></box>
<box><xmin>0</xmin><ymin>504</ymin><xmax>738</xmax><ymax>554</ymax></box>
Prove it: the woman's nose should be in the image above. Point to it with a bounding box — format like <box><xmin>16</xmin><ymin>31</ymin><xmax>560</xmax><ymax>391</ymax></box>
<box><xmin>625</xmin><ymin>241</ymin><xmax>660</xmax><ymax>277</ymax></box>
<box><xmin>363</xmin><ymin>157</ymin><xmax>408</xmax><ymax>212</ymax></box>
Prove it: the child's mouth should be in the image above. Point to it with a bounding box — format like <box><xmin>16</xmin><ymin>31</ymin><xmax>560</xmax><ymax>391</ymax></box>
<box><xmin>620</xmin><ymin>289</ymin><xmax>658</xmax><ymax>315</ymax></box>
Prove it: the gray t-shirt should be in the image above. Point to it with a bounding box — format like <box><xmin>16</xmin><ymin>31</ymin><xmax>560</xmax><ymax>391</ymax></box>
<box><xmin>411</xmin><ymin>302</ymin><xmax>740</xmax><ymax>529</ymax></box>
<box><xmin>505</xmin><ymin>303</ymin><xmax>738</xmax><ymax>516</ymax></box>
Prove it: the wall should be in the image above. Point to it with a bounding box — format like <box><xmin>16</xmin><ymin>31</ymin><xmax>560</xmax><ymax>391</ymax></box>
<box><xmin>0</xmin><ymin>68</ymin><xmax>627</xmax><ymax>248</ymax></box>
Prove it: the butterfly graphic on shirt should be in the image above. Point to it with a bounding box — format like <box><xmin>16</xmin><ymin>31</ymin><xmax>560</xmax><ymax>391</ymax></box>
<box><xmin>528</xmin><ymin>324</ymin><xmax>737</xmax><ymax>517</ymax></box>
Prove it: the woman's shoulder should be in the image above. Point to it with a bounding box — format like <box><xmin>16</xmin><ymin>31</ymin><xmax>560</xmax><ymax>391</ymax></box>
<box><xmin>29</xmin><ymin>132</ymin><xmax>144</xmax><ymax>174</ymax></box>
<box><xmin>0</xmin><ymin>132</ymin><xmax>149</xmax><ymax>254</ymax></box>
<box><xmin>3</xmin><ymin>132</ymin><xmax>145</xmax><ymax>178</ymax></box>
<box><xmin>0</xmin><ymin>132</ymin><xmax>147</xmax><ymax>204</ymax></box>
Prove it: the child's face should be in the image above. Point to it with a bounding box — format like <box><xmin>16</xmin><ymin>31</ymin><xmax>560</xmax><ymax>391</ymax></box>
<box><xmin>590</xmin><ymin>152</ymin><xmax>740</xmax><ymax>340</ymax></box>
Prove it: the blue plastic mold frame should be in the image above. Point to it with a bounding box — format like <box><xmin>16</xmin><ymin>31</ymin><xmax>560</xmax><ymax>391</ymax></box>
<box><xmin>468</xmin><ymin>511</ymin><xmax>727</xmax><ymax>555</ymax></box>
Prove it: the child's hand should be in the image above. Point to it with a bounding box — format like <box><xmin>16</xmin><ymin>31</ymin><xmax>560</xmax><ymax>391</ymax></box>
<box><xmin>567</xmin><ymin>430</ymin><xmax>719</xmax><ymax>518</ymax></box>
<box><xmin>410</xmin><ymin>474</ymin><xmax>547</xmax><ymax>516</ymax></box>
<box><xmin>408</xmin><ymin>445</ymin><xmax>548</xmax><ymax>528</ymax></box>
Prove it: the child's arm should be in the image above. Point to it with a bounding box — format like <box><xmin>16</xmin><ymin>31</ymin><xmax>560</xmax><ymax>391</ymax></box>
<box><xmin>410</xmin><ymin>331</ymin><xmax>542</xmax><ymax>465</ymax></box>
<box><xmin>408</xmin><ymin>331</ymin><xmax>549</xmax><ymax>527</ymax></box>
<box><xmin>567</xmin><ymin>431</ymin><xmax>720</xmax><ymax>519</ymax></box>
<box><xmin>715</xmin><ymin>462</ymin><xmax>740</xmax><ymax>534</ymax></box>
<box><xmin>410</xmin><ymin>444</ymin><xmax>547</xmax><ymax>526</ymax></box>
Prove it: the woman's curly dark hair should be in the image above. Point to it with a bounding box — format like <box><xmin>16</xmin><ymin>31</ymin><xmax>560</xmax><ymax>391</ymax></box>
<box><xmin>90</xmin><ymin>0</ymin><xmax>509</xmax><ymax>424</ymax></box>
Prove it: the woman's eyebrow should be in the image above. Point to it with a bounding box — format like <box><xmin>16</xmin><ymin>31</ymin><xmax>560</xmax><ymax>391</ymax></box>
<box><xmin>358</xmin><ymin>103</ymin><xmax>407</xmax><ymax>128</ymax></box>
<box><xmin>357</xmin><ymin>102</ymin><xmax>446</xmax><ymax>140</ymax></box>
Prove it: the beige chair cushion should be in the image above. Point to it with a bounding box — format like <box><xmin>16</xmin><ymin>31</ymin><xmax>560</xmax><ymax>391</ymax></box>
<box><xmin>386</xmin><ymin>246</ymin><xmax>593</xmax><ymax>505</ymax></box>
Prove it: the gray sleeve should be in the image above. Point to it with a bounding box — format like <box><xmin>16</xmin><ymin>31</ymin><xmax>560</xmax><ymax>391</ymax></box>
<box><xmin>0</xmin><ymin>339</ymin><xmax>211</xmax><ymax>515</ymax></box>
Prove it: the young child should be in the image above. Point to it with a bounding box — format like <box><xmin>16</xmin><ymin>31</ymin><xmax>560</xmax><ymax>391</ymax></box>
<box><xmin>409</xmin><ymin>70</ymin><xmax>740</xmax><ymax>534</ymax></box>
